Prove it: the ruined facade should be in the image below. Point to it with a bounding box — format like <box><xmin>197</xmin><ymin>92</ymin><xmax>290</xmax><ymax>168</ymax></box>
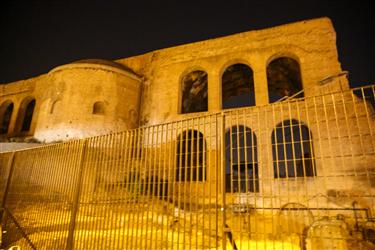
<box><xmin>0</xmin><ymin>17</ymin><xmax>347</xmax><ymax>143</ymax></box>
<box><xmin>1</xmin><ymin>17</ymin><xmax>374</xmax><ymax>249</ymax></box>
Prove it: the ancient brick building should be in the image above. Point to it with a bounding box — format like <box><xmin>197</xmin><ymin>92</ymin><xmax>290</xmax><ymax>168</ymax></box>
<box><xmin>0</xmin><ymin>17</ymin><xmax>347</xmax><ymax>143</ymax></box>
<box><xmin>0</xmin><ymin>17</ymin><xmax>374</xmax><ymax>249</ymax></box>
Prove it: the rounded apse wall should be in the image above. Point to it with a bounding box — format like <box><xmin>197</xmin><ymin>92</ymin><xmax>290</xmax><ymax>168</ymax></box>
<box><xmin>34</xmin><ymin>60</ymin><xmax>142</xmax><ymax>143</ymax></box>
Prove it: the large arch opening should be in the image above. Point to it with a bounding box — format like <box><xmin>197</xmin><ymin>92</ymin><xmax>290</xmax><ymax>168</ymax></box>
<box><xmin>181</xmin><ymin>70</ymin><xmax>208</xmax><ymax>114</ymax></box>
<box><xmin>225</xmin><ymin>125</ymin><xmax>259</xmax><ymax>192</ymax></box>
<box><xmin>222</xmin><ymin>64</ymin><xmax>255</xmax><ymax>109</ymax></box>
<box><xmin>267</xmin><ymin>57</ymin><xmax>303</xmax><ymax>103</ymax></box>
<box><xmin>16</xmin><ymin>98</ymin><xmax>36</xmax><ymax>133</ymax></box>
<box><xmin>272</xmin><ymin>119</ymin><xmax>315</xmax><ymax>178</ymax></box>
<box><xmin>0</xmin><ymin>101</ymin><xmax>14</xmax><ymax>134</ymax></box>
<box><xmin>176</xmin><ymin>130</ymin><xmax>206</xmax><ymax>181</ymax></box>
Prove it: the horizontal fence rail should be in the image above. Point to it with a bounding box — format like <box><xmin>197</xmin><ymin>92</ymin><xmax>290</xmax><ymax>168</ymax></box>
<box><xmin>0</xmin><ymin>85</ymin><xmax>374</xmax><ymax>249</ymax></box>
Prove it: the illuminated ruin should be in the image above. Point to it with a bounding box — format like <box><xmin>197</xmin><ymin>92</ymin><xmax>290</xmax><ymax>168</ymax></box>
<box><xmin>0</xmin><ymin>17</ymin><xmax>374</xmax><ymax>249</ymax></box>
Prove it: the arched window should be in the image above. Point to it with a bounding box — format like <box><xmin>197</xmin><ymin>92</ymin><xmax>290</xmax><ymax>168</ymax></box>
<box><xmin>181</xmin><ymin>70</ymin><xmax>208</xmax><ymax>114</ymax></box>
<box><xmin>0</xmin><ymin>101</ymin><xmax>14</xmax><ymax>134</ymax></box>
<box><xmin>272</xmin><ymin>119</ymin><xmax>315</xmax><ymax>178</ymax></box>
<box><xmin>15</xmin><ymin>98</ymin><xmax>36</xmax><ymax>133</ymax></box>
<box><xmin>225</xmin><ymin>125</ymin><xmax>258</xmax><ymax>192</ymax></box>
<box><xmin>176</xmin><ymin>130</ymin><xmax>206</xmax><ymax>181</ymax></box>
<box><xmin>93</xmin><ymin>101</ymin><xmax>105</xmax><ymax>114</ymax></box>
<box><xmin>267</xmin><ymin>57</ymin><xmax>303</xmax><ymax>103</ymax></box>
<box><xmin>50</xmin><ymin>100</ymin><xmax>62</xmax><ymax>114</ymax></box>
<box><xmin>222</xmin><ymin>64</ymin><xmax>255</xmax><ymax>109</ymax></box>
<box><xmin>21</xmin><ymin>99</ymin><xmax>36</xmax><ymax>132</ymax></box>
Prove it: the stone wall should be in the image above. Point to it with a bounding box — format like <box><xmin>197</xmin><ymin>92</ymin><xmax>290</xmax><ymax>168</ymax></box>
<box><xmin>33</xmin><ymin>62</ymin><xmax>142</xmax><ymax>142</ymax></box>
<box><xmin>117</xmin><ymin>17</ymin><xmax>348</xmax><ymax>127</ymax></box>
<box><xmin>0</xmin><ymin>17</ymin><xmax>352</xmax><ymax>143</ymax></box>
<box><xmin>0</xmin><ymin>61</ymin><xmax>142</xmax><ymax>143</ymax></box>
<box><xmin>0</xmin><ymin>76</ymin><xmax>40</xmax><ymax>138</ymax></box>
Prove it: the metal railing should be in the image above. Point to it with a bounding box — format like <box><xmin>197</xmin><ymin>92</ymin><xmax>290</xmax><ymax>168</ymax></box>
<box><xmin>0</xmin><ymin>85</ymin><xmax>374</xmax><ymax>249</ymax></box>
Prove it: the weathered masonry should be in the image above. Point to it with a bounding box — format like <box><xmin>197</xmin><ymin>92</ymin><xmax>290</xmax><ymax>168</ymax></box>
<box><xmin>0</xmin><ymin>17</ymin><xmax>374</xmax><ymax>250</ymax></box>
<box><xmin>1</xmin><ymin>17</ymin><xmax>346</xmax><ymax>143</ymax></box>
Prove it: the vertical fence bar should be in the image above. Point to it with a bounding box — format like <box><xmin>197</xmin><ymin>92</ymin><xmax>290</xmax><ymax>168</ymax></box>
<box><xmin>220</xmin><ymin>112</ymin><xmax>227</xmax><ymax>250</ymax></box>
<box><xmin>0</xmin><ymin>152</ymin><xmax>15</xmax><ymax>220</ymax></box>
<box><xmin>66</xmin><ymin>139</ymin><xmax>87</xmax><ymax>250</ymax></box>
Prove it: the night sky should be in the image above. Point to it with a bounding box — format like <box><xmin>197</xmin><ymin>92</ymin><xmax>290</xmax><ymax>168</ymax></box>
<box><xmin>0</xmin><ymin>0</ymin><xmax>374</xmax><ymax>88</ymax></box>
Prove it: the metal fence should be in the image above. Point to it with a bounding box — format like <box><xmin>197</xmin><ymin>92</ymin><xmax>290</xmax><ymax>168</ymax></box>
<box><xmin>0</xmin><ymin>85</ymin><xmax>375</xmax><ymax>250</ymax></box>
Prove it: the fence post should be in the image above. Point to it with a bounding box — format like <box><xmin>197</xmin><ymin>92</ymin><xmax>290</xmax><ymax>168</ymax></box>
<box><xmin>0</xmin><ymin>152</ymin><xmax>16</xmax><ymax>221</ymax></box>
<box><xmin>66</xmin><ymin>140</ymin><xmax>88</xmax><ymax>250</ymax></box>
<box><xmin>220</xmin><ymin>112</ymin><xmax>227</xmax><ymax>250</ymax></box>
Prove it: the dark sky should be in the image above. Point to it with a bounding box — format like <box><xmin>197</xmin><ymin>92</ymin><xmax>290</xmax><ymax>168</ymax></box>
<box><xmin>0</xmin><ymin>0</ymin><xmax>374</xmax><ymax>88</ymax></box>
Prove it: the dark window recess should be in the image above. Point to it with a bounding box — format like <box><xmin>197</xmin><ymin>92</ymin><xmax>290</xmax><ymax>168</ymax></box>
<box><xmin>267</xmin><ymin>57</ymin><xmax>304</xmax><ymax>103</ymax></box>
<box><xmin>93</xmin><ymin>102</ymin><xmax>105</xmax><ymax>114</ymax></box>
<box><xmin>21</xmin><ymin>100</ymin><xmax>35</xmax><ymax>132</ymax></box>
<box><xmin>176</xmin><ymin>130</ymin><xmax>206</xmax><ymax>181</ymax></box>
<box><xmin>222</xmin><ymin>64</ymin><xmax>255</xmax><ymax>109</ymax></box>
<box><xmin>181</xmin><ymin>71</ymin><xmax>208</xmax><ymax>113</ymax></box>
<box><xmin>272</xmin><ymin>119</ymin><xmax>315</xmax><ymax>178</ymax></box>
<box><xmin>0</xmin><ymin>102</ymin><xmax>14</xmax><ymax>134</ymax></box>
<box><xmin>225</xmin><ymin>125</ymin><xmax>259</xmax><ymax>192</ymax></box>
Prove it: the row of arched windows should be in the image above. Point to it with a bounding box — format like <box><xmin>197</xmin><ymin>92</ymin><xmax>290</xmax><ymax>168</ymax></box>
<box><xmin>181</xmin><ymin>57</ymin><xmax>304</xmax><ymax>113</ymax></box>
<box><xmin>49</xmin><ymin>100</ymin><xmax>105</xmax><ymax>115</ymax></box>
<box><xmin>176</xmin><ymin>119</ymin><xmax>315</xmax><ymax>192</ymax></box>
<box><xmin>0</xmin><ymin>98</ymin><xmax>36</xmax><ymax>136</ymax></box>
<box><xmin>0</xmin><ymin>98</ymin><xmax>108</xmax><ymax>137</ymax></box>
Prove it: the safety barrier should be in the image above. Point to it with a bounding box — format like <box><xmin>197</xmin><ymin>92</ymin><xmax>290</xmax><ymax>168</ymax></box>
<box><xmin>0</xmin><ymin>85</ymin><xmax>374</xmax><ymax>249</ymax></box>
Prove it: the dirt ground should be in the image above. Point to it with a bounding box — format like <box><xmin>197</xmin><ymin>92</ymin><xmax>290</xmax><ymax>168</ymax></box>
<box><xmin>3</xmin><ymin>197</ymin><xmax>375</xmax><ymax>249</ymax></box>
